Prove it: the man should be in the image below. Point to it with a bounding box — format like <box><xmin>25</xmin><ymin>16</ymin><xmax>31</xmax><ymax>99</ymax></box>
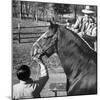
<box><xmin>72</xmin><ymin>6</ymin><xmax>97</xmax><ymax>50</ymax></box>
<box><xmin>13</xmin><ymin>58</ymin><xmax>49</xmax><ymax>99</ymax></box>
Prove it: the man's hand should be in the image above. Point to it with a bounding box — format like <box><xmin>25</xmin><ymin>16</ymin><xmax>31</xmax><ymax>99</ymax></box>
<box><xmin>77</xmin><ymin>32</ymin><xmax>84</xmax><ymax>37</ymax></box>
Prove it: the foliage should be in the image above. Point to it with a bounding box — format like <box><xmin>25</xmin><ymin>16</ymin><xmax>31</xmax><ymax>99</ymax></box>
<box><xmin>53</xmin><ymin>3</ymin><xmax>71</xmax><ymax>15</ymax></box>
<box><xmin>12</xmin><ymin>1</ymin><xmax>54</xmax><ymax>21</ymax></box>
<box><xmin>12</xmin><ymin>0</ymin><xmax>21</xmax><ymax>17</ymax></box>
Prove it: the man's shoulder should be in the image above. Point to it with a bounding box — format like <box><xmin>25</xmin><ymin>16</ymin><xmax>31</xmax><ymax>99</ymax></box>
<box><xmin>13</xmin><ymin>82</ymin><xmax>36</xmax><ymax>93</ymax></box>
<box><xmin>13</xmin><ymin>83</ymin><xmax>20</xmax><ymax>87</ymax></box>
<box><xmin>13</xmin><ymin>81</ymin><xmax>26</xmax><ymax>89</ymax></box>
<box><xmin>13</xmin><ymin>83</ymin><xmax>22</xmax><ymax>90</ymax></box>
<box><xmin>75</xmin><ymin>16</ymin><xmax>84</xmax><ymax>24</ymax></box>
<box><xmin>77</xmin><ymin>16</ymin><xmax>83</xmax><ymax>20</ymax></box>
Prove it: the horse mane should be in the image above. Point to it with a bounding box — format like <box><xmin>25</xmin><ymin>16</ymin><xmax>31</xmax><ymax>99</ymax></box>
<box><xmin>67</xmin><ymin>27</ymin><xmax>97</xmax><ymax>63</ymax></box>
<box><xmin>49</xmin><ymin>22</ymin><xmax>97</xmax><ymax>63</ymax></box>
<box><xmin>66</xmin><ymin>27</ymin><xmax>97</xmax><ymax>56</ymax></box>
<box><xmin>66</xmin><ymin>27</ymin><xmax>95</xmax><ymax>51</ymax></box>
<box><xmin>49</xmin><ymin>21</ymin><xmax>96</xmax><ymax>53</ymax></box>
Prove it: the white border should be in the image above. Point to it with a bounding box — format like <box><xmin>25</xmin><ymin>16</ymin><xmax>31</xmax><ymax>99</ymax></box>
<box><xmin>0</xmin><ymin>0</ymin><xmax>100</xmax><ymax>100</ymax></box>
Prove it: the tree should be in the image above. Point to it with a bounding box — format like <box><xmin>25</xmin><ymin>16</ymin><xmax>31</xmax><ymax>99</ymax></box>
<box><xmin>37</xmin><ymin>3</ymin><xmax>48</xmax><ymax>21</ymax></box>
<box><xmin>53</xmin><ymin>3</ymin><xmax>71</xmax><ymax>16</ymax></box>
<box><xmin>12</xmin><ymin>0</ymin><xmax>21</xmax><ymax>18</ymax></box>
<box><xmin>31</xmin><ymin>2</ymin><xmax>54</xmax><ymax>22</ymax></box>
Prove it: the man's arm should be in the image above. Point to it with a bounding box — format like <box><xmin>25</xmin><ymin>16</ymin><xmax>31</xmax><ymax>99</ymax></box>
<box><xmin>83</xmin><ymin>25</ymin><xmax>97</xmax><ymax>42</ymax></box>
<box><xmin>71</xmin><ymin>16</ymin><xmax>82</xmax><ymax>33</ymax></box>
<box><xmin>32</xmin><ymin>59</ymin><xmax>49</xmax><ymax>97</ymax></box>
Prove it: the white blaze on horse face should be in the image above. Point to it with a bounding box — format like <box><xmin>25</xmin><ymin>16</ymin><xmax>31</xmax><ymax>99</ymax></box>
<box><xmin>31</xmin><ymin>43</ymin><xmax>41</xmax><ymax>59</ymax></box>
<box><xmin>30</xmin><ymin>29</ymin><xmax>57</xmax><ymax>60</ymax></box>
<box><xmin>31</xmin><ymin>31</ymin><xmax>49</xmax><ymax>59</ymax></box>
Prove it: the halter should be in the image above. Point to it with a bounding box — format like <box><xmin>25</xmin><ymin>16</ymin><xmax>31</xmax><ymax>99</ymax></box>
<box><xmin>30</xmin><ymin>28</ymin><xmax>58</xmax><ymax>60</ymax></box>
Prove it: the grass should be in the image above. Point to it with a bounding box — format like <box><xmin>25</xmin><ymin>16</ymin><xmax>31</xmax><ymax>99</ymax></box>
<box><xmin>12</xmin><ymin>42</ymin><xmax>67</xmax><ymax>97</ymax></box>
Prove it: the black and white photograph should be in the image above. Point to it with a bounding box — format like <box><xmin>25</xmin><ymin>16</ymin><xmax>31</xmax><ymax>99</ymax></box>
<box><xmin>12</xmin><ymin>0</ymin><xmax>97</xmax><ymax>99</ymax></box>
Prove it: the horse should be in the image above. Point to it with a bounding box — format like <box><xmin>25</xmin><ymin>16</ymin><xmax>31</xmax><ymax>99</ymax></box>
<box><xmin>31</xmin><ymin>21</ymin><xmax>97</xmax><ymax>96</ymax></box>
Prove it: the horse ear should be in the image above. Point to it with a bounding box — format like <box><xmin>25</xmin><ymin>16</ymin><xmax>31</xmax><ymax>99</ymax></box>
<box><xmin>49</xmin><ymin>20</ymin><xmax>53</xmax><ymax>26</ymax></box>
<box><xmin>49</xmin><ymin>17</ymin><xmax>56</xmax><ymax>25</ymax></box>
<box><xmin>49</xmin><ymin>17</ymin><xmax>59</xmax><ymax>32</ymax></box>
<box><xmin>49</xmin><ymin>20</ymin><xmax>54</xmax><ymax>30</ymax></box>
<box><xmin>49</xmin><ymin>20</ymin><xmax>55</xmax><ymax>26</ymax></box>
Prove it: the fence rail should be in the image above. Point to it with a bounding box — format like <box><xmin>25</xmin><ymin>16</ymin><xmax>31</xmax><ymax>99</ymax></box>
<box><xmin>13</xmin><ymin>23</ymin><xmax>49</xmax><ymax>43</ymax></box>
<box><xmin>13</xmin><ymin>32</ymin><xmax>45</xmax><ymax>43</ymax></box>
<box><xmin>13</xmin><ymin>25</ymin><xmax>49</xmax><ymax>29</ymax></box>
<box><xmin>13</xmin><ymin>32</ymin><xmax>45</xmax><ymax>35</ymax></box>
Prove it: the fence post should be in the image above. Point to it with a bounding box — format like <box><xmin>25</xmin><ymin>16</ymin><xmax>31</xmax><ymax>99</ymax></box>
<box><xmin>18</xmin><ymin>22</ymin><xmax>21</xmax><ymax>43</ymax></box>
<box><xmin>52</xmin><ymin>90</ymin><xmax>57</xmax><ymax>97</ymax></box>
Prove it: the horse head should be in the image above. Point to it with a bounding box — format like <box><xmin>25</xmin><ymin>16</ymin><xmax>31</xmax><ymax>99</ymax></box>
<box><xmin>30</xmin><ymin>21</ymin><xmax>59</xmax><ymax>60</ymax></box>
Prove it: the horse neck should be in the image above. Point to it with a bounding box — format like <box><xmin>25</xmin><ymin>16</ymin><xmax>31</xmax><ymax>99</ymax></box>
<box><xmin>57</xmin><ymin>27</ymin><xmax>91</xmax><ymax>77</ymax></box>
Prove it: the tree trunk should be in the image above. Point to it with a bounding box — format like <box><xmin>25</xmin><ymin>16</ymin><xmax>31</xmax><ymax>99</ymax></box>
<box><xmin>35</xmin><ymin>8</ymin><xmax>38</xmax><ymax>22</ymax></box>
<box><xmin>74</xmin><ymin>5</ymin><xmax>77</xmax><ymax>22</ymax></box>
<box><xmin>20</xmin><ymin>1</ymin><xmax>23</xmax><ymax>19</ymax></box>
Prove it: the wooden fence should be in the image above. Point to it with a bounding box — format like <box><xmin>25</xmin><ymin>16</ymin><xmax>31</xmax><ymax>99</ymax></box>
<box><xmin>13</xmin><ymin>24</ymin><xmax>49</xmax><ymax>43</ymax></box>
